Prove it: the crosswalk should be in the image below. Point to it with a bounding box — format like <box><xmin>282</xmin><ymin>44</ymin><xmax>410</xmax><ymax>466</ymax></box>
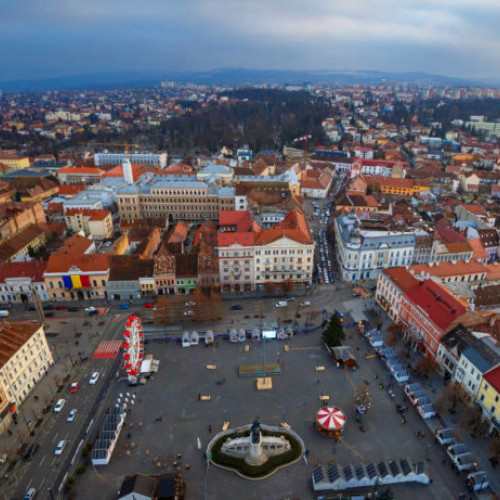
<box><xmin>93</xmin><ymin>340</ymin><xmax>122</xmax><ymax>359</ymax></box>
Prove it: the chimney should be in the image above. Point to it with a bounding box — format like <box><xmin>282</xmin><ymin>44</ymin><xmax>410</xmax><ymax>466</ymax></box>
<box><xmin>123</xmin><ymin>158</ymin><xmax>134</xmax><ymax>185</ymax></box>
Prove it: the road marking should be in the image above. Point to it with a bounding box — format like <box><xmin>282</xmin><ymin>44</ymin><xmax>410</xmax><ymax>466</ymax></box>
<box><xmin>40</xmin><ymin>478</ymin><xmax>45</xmax><ymax>489</ymax></box>
<box><xmin>39</xmin><ymin>454</ymin><xmax>46</xmax><ymax>466</ymax></box>
<box><xmin>26</xmin><ymin>478</ymin><xmax>33</xmax><ymax>489</ymax></box>
<box><xmin>52</xmin><ymin>433</ymin><xmax>58</xmax><ymax>442</ymax></box>
<box><xmin>289</xmin><ymin>346</ymin><xmax>322</xmax><ymax>351</ymax></box>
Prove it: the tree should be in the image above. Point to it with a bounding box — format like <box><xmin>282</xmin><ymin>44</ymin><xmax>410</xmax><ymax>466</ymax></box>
<box><xmin>376</xmin><ymin>487</ymin><xmax>395</xmax><ymax>500</ymax></box>
<box><xmin>489</xmin><ymin>435</ymin><xmax>500</xmax><ymax>461</ymax></box>
<box><xmin>436</xmin><ymin>382</ymin><xmax>469</xmax><ymax>414</ymax></box>
<box><xmin>322</xmin><ymin>312</ymin><xmax>345</xmax><ymax>347</ymax></box>
<box><xmin>280</xmin><ymin>279</ymin><xmax>294</xmax><ymax>296</ymax></box>
<box><xmin>416</xmin><ymin>357</ymin><xmax>439</xmax><ymax>377</ymax></box>
<box><xmin>263</xmin><ymin>281</ymin><xmax>277</xmax><ymax>294</ymax></box>
<box><xmin>460</xmin><ymin>405</ymin><xmax>488</xmax><ymax>438</ymax></box>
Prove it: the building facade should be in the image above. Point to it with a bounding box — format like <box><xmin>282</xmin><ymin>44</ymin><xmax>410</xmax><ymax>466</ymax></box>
<box><xmin>334</xmin><ymin>212</ymin><xmax>416</xmax><ymax>281</ymax></box>
<box><xmin>94</xmin><ymin>152</ymin><xmax>167</xmax><ymax>168</ymax></box>
<box><xmin>65</xmin><ymin>208</ymin><xmax>113</xmax><ymax>240</ymax></box>
<box><xmin>0</xmin><ymin>261</ymin><xmax>48</xmax><ymax>304</ymax></box>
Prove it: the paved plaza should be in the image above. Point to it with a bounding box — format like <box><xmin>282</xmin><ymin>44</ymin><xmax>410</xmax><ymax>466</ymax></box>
<box><xmin>73</xmin><ymin>320</ymin><xmax>466</xmax><ymax>500</ymax></box>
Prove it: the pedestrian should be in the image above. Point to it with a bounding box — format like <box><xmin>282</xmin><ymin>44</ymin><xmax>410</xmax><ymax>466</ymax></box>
<box><xmin>401</xmin><ymin>418</ymin><xmax>406</xmax><ymax>424</ymax></box>
<box><xmin>139</xmin><ymin>422</ymin><xmax>143</xmax><ymax>430</ymax></box>
<box><xmin>208</xmin><ymin>425</ymin><xmax>212</xmax><ymax>433</ymax></box>
<box><xmin>441</xmin><ymin>458</ymin><xmax>446</xmax><ymax>465</ymax></box>
<box><xmin>198</xmin><ymin>393</ymin><xmax>201</xmax><ymax>400</ymax></box>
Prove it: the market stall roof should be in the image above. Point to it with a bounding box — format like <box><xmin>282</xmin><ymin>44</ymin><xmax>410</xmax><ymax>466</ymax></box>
<box><xmin>316</xmin><ymin>407</ymin><xmax>346</xmax><ymax>430</ymax></box>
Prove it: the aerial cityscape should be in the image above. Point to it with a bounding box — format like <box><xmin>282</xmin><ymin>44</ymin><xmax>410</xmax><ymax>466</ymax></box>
<box><xmin>1</xmin><ymin>2</ymin><xmax>500</xmax><ymax>500</ymax></box>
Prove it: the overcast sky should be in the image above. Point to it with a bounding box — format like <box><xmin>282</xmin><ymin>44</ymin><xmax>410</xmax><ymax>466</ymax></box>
<box><xmin>1</xmin><ymin>0</ymin><xmax>499</xmax><ymax>81</ymax></box>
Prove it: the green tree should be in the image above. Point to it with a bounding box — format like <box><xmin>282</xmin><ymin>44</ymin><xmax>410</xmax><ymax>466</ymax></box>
<box><xmin>322</xmin><ymin>312</ymin><xmax>345</xmax><ymax>347</ymax></box>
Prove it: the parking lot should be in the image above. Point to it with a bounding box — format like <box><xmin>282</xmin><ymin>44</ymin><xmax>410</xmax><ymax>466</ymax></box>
<box><xmin>73</xmin><ymin>317</ymin><xmax>465</xmax><ymax>500</ymax></box>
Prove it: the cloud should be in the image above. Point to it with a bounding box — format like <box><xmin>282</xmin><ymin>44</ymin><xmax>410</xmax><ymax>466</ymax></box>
<box><xmin>0</xmin><ymin>0</ymin><xmax>499</xmax><ymax>80</ymax></box>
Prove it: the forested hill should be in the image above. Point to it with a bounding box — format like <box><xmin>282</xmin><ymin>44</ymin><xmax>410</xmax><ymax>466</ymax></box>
<box><xmin>159</xmin><ymin>89</ymin><xmax>330</xmax><ymax>155</ymax></box>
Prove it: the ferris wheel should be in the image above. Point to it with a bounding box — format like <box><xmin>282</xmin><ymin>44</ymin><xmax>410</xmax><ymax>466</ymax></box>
<box><xmin>122</xmin><ymin>315</ymin><xmax>144</xmax><ymax>385</ymax></box>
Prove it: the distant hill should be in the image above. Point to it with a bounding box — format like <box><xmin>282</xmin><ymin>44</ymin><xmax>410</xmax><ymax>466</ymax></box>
<box><xmin>0</xmin><ymin>68</ymin><xmax>497</xmax><ymax>93</ymax></box>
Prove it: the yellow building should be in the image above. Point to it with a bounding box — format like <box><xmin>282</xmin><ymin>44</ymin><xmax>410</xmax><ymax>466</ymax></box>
<box><xmin>477</xmin><ymin>365</ymin><xmax>500</xmax><ymax>435</ymax></box>
<box><xmin>65</xmin><ymin>208</ymin><xmax>113</xmax><ymax>240</ymax></box>
<box><xmin>0</xmin><ymin>152</ymin><xmax>30</xmax><ymax>170</ymax></box>
<box><xmin>372</xmin><ymin>177</ymin><xmax>429</xmax><ymax>196</ymax></box>
<box><xmin>0</xmin><ymin>322</ymin><xmax>53</xmax><ymax>435</ymax></box>
<box><xmin>44</xmin><ymin>252</ymin><xmax>110</xmax><ymax>300</ymax></box>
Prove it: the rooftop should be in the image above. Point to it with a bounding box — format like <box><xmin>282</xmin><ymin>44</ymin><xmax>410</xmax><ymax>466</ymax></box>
<box><xmin>0</xmin><ymin>321</ymin><xmax>42</xmax><ymax>370</ymax></box>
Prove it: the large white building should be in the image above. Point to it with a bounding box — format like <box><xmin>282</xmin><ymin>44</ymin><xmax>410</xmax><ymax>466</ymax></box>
<box><xmin>334</xmin><ymin>212</ymin><xmax>416</xmax><ymax>281</ymax></box>
<box><xmin>94</xmin><ymin>152</ymin><xmax>167</xmax><ymax>168</ymax></box>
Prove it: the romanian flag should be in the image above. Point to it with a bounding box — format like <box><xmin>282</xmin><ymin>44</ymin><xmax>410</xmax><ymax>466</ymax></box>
<box><xmin>71</xmin><ymin>275</ymin><xmax>82</xmax><ymax>288</ymax></box>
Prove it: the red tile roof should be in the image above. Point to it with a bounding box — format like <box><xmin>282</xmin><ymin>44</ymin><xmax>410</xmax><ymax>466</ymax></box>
<box><xmin>217</xmin><ymin>232</ymin><xmax>254</xmax><ymax>247</ymax></box>
<box><xmin>58</xmin><ymin>184</ymin><xmax>86</xmax><ymax>196</ymax></box>
<box><xmin>409</xmin><ymin>260</ymin><xmax>487</xmax><ymax>278</ymax></box>
<box><xmin>0</xmin><ymin>260</ymin><xmax>47</xmax><ymax>283</ymax></box>
<box><xmin>218</xmin><ymin>210</ymin><xmax>253</xmax><ymax>232</ymax></box>
<box><xmin>58</xmin><ymin>166</ymin><xmax>104</xmax><ymax>175</ymax></box>
<box><xmin>405</xmin><ymin>279</ymin><xmax>467</xmax><ymax>331</ymax></box>
<box><xmin>254</xmin><ymin>210</ymin><xmax>312</xmax><ymax>246</ymax></box>
<box><xmin>65</xmin><ymin>208</ymin><xmax>110</xmax><ymax>221</ymax></box>
<box><xmin>45</xmin><ymin>252</ymin><xmax>109</xmax><ymax>274</ymax></box>
<box><xmin>484</xmin><ymin>364</ymin><xmax>500</xmax><ymax>393</ymax></box>
<box><xmin>381</xmin><ymin>267</ymin><xmax>419</xmax><ymax>292</ymax></box>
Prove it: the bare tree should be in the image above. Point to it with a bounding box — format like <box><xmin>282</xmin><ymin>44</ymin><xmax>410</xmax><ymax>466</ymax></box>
<box><xmin>489</xmin><ymin>435</ymin><xmax>500</xmax><ymax>461</ymax></box>
<box><xmin>436</xmin><ymin>382</ymin><xmax>469</xmax><ymax>414</ymax></box>
<box><xmin>416</xmin><ymin>357</ymin><xmax>439</xmax><ymax>377</ymax></box>
<box><xmin>460</xmin><ymin>405</ymin><xmax>488</xmax><ymax>438</ymax></box>
<box><xmin>280</xmin><ymin>279</ymin><xmax>294</xmax><ymax>296</ymax></box>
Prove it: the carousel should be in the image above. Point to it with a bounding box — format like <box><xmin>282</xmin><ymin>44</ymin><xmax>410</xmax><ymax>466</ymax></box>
<box><xmin>315</xmin><ymin>406</ymin><xmax>346</xmax><ymax>438</ymax></box>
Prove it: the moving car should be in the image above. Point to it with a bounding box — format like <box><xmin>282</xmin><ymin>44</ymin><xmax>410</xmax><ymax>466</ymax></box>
<box><xmin>67</xmin><ymin>409</ymin><xmax>77</xmax><ymax>422</ymax></box>
<box><xmin>55</xmin><ymin>440</ymin><xmax>66</xmax><ymax>455</ymax></box>
<box><xmin>230</xmin><ymin>305</ymin><xmax>242</xmax><ymax>310</ymax></box>
<box><xmin>286</xmin><ymin>296</ymin><xmax>295</xmax><ymax>302</ymax></box>
<box><xmin>143</xmin><ymin>303</ymin><xmax>154</xmax><ymax>308</ymax></box>
<box><xmin>183</xmin><ymin>310</ymin><xmax>194</xmax><ymax>317</ymax></box>
<box><xmin>0</xmin><ymin>310</ymin><xmax>10</xmax><ymax>318</ymax></box>
<box><xmin>24</xmin><ymin>488</ymin><xmax>37</xmax><ymax>500</ymax></box>
<box><xmin>118</xmin><ymin>304</ymin><xmax>130</xmax><ymax>310</ymax></box>
<box><xmin>300</xmin><ymin>301</ymin><xmax>311</xmax><ymax>307</ymax></box>
<box><xmin>54</xmin><ymin>399</ymin><xmax>65</xmax><ymax>412</ymax></box>
<box><xmin>84</xmin><ymin>306</ymin><xmax>96</xmax><ymax>313</ymax></box>
<box><xmin>89</xmin><ymin>372</ymin><xmax>99</xmax><ymax>385</ymax></box>
<box><xmin>70</xmin><ymin>382</ymin><xmax>79</xmax><ymax>393</ymax></box>
<box><xmin>275</xmin><ymin>301</ymin><xmax>288</xmax><ymax>308</ymax></box>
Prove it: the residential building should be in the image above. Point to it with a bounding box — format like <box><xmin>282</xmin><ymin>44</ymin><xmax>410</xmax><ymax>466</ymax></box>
<box><xmin>430</xmin><ymin>226</ymin><xmax>473</xmax><ymax>263</ymax></box>
<box><xmin>408</xmin><ymin>260</ymin><xmax>488</xmax><ymax>287</ymax></box>
<box><xmin>454</xmin><ymin>337</ymin><xmax>500</xmax><ymax>401</ymax></box>
<box><xmin>0</xmin><ymin>261</ymin><xmax>48</xmax><ymax>304</ymax></box>
<box><xmin>218</xmin><ymin>230</ymin><xmax>255</xmax><ymax>292</ymax></box>
<box><xmin>0</xmin><ymin>225</ymin><xmax>47</xmax><ymax>262</ymax></box>
<box><xmin>476</xmin><ymin>365</ymin><xmax>500</xmax><ymax>435</ymax></box>
<box><xmin>253</xmin><ymin>210</ymin><xmax>314</xmax><ymax>289</ymax></box>
<box><xmin>153</xmin><ymin>243</ymin><xmax>176</xmax><ymax>295</ymax></box>
<box><xmin>477</xmin><ymin>229</ymin><xmax>500</xmax><ymax>261</ymax></box>
<box><xmin>334</xmin><ymin>212</ymin><xmax>416</xmax><ymax>281</ymax></box>
<box><xmin>0</xmin><ymin>322</ymin><xmax>53</xmax><ymax>435</ymax></box>
<box><xmin>174</xmin><ymin>254</ymin><xmax>198</xmax><ymax>294</ymax></box>
<box><xmin>107</xmin><ymin>256</ymin><xmax>155</xmax><ymax>301</ymax></box>
<box><xmin>400</xmin><ymin>279</ymin><xmax>467</xmax><ymax>359</ymax></box>
<box><xmin>0</xmin><ymin>152</ymin><xmax>30</xmax><ymax>171</ymax></box>
<box><xmin>94</xmin><ymin>152</ymin><xmax>167</xmax><ymax>168</ymax></box>
<box><xmin>369</xmin><ymin>177</ymin><xmax>429</xmax><ymax>197</ymax></box>
<box><xmin>0</xmin><ymin>202</ymin><xmax>46</xmax><ymax>239</ymax></box>
<box><xmin>57</xmin><ymin>166</ymin><xmax>104</xmax><ymax>185</ymax></box>
<box><xmin>375</xmin><ymin>267</ymin><xmax>418</xmax><ymax>321</ymax></box>
<box><xmin>350</xmin><ymin>158</ymin><xmax>407</xmax><ymax>178</ymax></box>
<box><xmin>65</xmin><ymin>208</ymin><xmax>113</xmax><ymax>240</ymax></box>
<box><xmin>297</xmin><ymin>169</ymin><xmax>333</xmax><ymax>198</ymax></box>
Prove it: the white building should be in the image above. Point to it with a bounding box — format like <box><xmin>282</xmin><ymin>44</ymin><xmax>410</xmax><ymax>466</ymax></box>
<box><xmin>94</xmin><ymin>152</ymin><xmax>167</xmax><ymax>169</ymax></box>
<box><xmin>0</xmin><ymin>261</ymin><xmax>49</xmax><ymax>304</ymax></box>
<box><xmin>334</xmin><ymin>212</ymin><xmax>416</xmax><ymax>281</ymax></box>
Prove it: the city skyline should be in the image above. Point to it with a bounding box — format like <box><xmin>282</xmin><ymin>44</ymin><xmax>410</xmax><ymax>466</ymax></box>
<box><xmin>1</xmin><ymin>0</ymin><xmax>500</xmax><ymax>82</ymax></box>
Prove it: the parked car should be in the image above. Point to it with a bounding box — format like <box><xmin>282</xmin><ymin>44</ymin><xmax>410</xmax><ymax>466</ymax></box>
<box><xmin>23</xmin><ymin>444</ymin><xmax>39</xmax><ymax>462</ymax></box>
<box><xmin>70</xmin><ymin>382</ymin><xmax>79</xmax><ymax>393</ymax></box>
<box><xmin>67</xmin><ymin>306</ymin><xmax>79</xmax><ymax>312</ymax></box>
<box><xmin>286</xmin><ymin>296</ymin><xmax>296</xmax><ymax>302</ymax></box>
<box><xmin>275</xmin><ymin>301</ymin><xmax>288</xmax><ymax>308</ymax></box>
<box><xmin>300</xmin><ymin>301</ymin><xmax>311</xmax><ymax>307</ymax></box>
<box><xmin>84</xmin><ymin>306</ymin><xmax>96</xmax><ymax>313</ymax></box>
<box><xmin>55</xmin><ymin>440</ymin><xmax>66</xmax><ymax>456</ymax></box>
<box><xmin>54</xmin><ymin>399</ymin><xmax>65</xmax><ymax>412</ymax></box>
<box><xmin>230</xmin><ymin>305</ymin><xmax>243</xmax><ymax>310</ymax></box>
<box><xmin>54</xmin><ymin>305</ymin><xmax>66</xmax><ymax>310</ymax></box>
<box><xmin>118</xmin><ymin>304</ymin><xmax>130</xmax><ymax>310</ymax></box>
<box><xmin>143</xmin><ymin>303</ymin><xmax>154</xmax><ymax>308</ymax></box>
<box><xmin>183</xmin><ymin>310</ymin><xmax>194</xmax><ymax>317</ymax></box>
<box><xmin>67</xmin><ymin>409</ymin><xmax>77</xmax><ymax>422</ymax></box>
<box><xmin>89</xmin><ymin>372</ymin><xmax>99</xmax><ymax>385</ymax></box>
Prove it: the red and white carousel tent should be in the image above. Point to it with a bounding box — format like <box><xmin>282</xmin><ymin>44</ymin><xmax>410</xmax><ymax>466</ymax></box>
<box><xmin>315</xmin><ymin>407</ymin><xmax>346</xmax><ymax>437</ymax></box>
<box><xmin>122</xmin><ymin>315</ymin><xmax>144</xmax><ymax>385</ymax></box>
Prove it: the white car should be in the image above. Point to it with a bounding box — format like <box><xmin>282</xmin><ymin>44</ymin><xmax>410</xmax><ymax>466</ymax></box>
<box><xmin>89</xmin><ymin>372</ymin><xmax>99</xmax><ymax>385</ymax></box>
<box><xmin>185</xmin><ymin>301</ymin><xmax>196</xmax><ymax>307</ymax></box>
<box><xmin>67</xmin><ymin>409</ymin><xmax>77</xmax><ymax>422</ymax></box>
<box><xmin>183</xmin><ymin>310</ymin><xmax>195</xmax><ymax>317</ymax></box>
<box><xmin>54</xmin><ymin>399</ymin><xmax>65</xmax><ymax>412</ymax></box>
<box><xmin>55</xmin><ymin>440</ymin><xmax>66</xmax><ymax>455</ymax></box>
<box><xmin>300</xmin><ymin>301</ymin><xmax>311</xmax><ymax>307</ymax></box>
<box><xmin>84</xmin><ymin>306</ymin><xmax>96</xmax><ymax>313</ymax></box>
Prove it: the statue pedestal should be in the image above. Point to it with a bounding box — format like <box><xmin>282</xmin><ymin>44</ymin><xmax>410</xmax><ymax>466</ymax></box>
<box><xmin>256</xmin><ymin>377</ymin><xmax>273</xmax><ymax>390</ymax></box>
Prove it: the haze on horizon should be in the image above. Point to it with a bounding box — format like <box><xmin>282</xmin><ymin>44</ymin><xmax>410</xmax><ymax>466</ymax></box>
<box><xmin>1</xmin><ymin>0</ymin><xmax>500</xmax><ymax>82</ymax></box>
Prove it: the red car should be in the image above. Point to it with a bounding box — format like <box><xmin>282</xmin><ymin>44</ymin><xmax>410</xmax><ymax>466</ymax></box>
<box><xmin>70</xmin><ymin>382</ymin><xmax>79</xmax><ymax>393</ymax></box>
<box><xmin>143</xmin><ymin>303</ymin><xmax>154</xmax><ymax>309</ymax></box>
